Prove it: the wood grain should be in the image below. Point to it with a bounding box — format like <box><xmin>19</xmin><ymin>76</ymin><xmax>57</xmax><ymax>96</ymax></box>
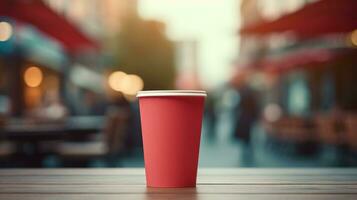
<box><xmin>0</xmin><ymin>168</ymin><xmax>356</xmax><ymax>200</ymax></box>
<box><xmin>1</xmin><ymin>194</ymin><xmax>357</xmax><ymax>200</ymax></box>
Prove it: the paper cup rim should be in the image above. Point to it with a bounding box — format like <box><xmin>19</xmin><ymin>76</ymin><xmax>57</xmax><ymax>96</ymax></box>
<box><xmin>137</xmin><ymin>90</ymin><xmax>207</xmax><ymax>97</ymax></box>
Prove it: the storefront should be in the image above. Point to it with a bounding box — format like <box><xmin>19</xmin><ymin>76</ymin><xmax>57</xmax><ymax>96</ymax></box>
<box><xmin>0</xmin><ymin>0</ymin><xmax>97</xmax><ymax>117</ymax></box>
<box><xmin>237</xmin><ymin>0</ymin><xmax>357</xmax><ymax>148</ymax></box>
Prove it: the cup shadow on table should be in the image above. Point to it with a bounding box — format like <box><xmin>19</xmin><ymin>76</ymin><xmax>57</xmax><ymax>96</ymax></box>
<box><xmin>145</xmin><ymin>187</ymin><xmax>198</xmax><ymax>200</ymax></box>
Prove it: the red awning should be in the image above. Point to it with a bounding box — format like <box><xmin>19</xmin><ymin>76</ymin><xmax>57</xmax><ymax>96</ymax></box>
<box><xmin>240</xmin><ymin>0</ymin><xmax>357</xmax><ymax>39</ymax></box>
<box><xmin>0</xmin><ymin>0</ymin><xmax>98</xmax><ymax>53</ymax></box>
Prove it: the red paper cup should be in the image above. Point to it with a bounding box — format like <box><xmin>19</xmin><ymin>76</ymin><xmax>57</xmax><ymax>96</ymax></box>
<box><xmin>137</xmin><ymin>90</ymin><xmax>206</xmax><ymax>188</ymax></box>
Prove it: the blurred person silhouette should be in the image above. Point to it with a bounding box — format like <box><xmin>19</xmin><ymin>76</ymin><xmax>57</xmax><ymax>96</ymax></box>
<box><xmin>231</xmin><ymin>70</ymin><xmax>259</xmax><ymax>166</ymax></box>
<box><xmin>232</xmin><ymin>70</ymin><xmax>259</xmax><ymax>145</ymax></box>
<box><xmin>204</xmin><ymin>94</ymin><xmax>217</xmax><ymax>140</ymax></box>
<box><xmin>104</xmin><ymin>92</ymin><xmax>132</xmax><ymax>166</ymax></box>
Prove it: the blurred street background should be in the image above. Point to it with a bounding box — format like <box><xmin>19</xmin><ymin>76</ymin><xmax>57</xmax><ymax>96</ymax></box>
<box><xmin>0</xmin><ymin>0</ymin><xmax>357</xmax><ymax>168</ymax></box>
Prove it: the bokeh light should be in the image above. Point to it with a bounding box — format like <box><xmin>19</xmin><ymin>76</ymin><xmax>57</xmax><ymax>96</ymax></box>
<box><xmin>0</xmin><ymin>21</ymin><xmax>13</xmax><ymax>42</ymax></box>
<box><xmin>108</xmin><ymin>71</ymin><xmax>144</xmax><ymax>95</ymax></box>
<box><xmin>121</xmin><ymin>74</ymin><xmax>144</xmax><ymax>95</ymax></box>
<box><xmin>108</xmin><ymin>71</ymin><xmax>127</xmax><ymax>92</ymax></box>
<box><xmin>350</xmin><ymin>29</ymin><xmax>357</xmax><ymax>47</ymax></box>
<box><xmin>24</xmin><ymin>66</ymin><xmax>43</xmax><ymax>88</ymax></box>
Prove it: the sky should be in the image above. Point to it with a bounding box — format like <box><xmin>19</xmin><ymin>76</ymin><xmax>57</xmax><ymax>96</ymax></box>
<box><xmin>138</xmin><ymin>0</ymin><xmax>241</xmax><ymax>89</ymax></box>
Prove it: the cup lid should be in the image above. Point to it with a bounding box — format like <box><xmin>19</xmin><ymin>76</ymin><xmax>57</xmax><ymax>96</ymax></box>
<box><xmin>137</xmin><ymin>90</ymin><xmax>207</xmax><ymax>97</ymax></box>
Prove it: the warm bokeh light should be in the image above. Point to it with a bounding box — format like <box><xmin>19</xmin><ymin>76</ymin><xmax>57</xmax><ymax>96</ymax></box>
<box><xmin>108</xmin><ymin>71</ymin><xmax>127</xmax><ymax>92</ymax></box>
<box><xmin>107</xmin><ymin>71</ymin><xmax>144</xmax><ymax>95</ymax></box>
<box><xmin>121</xmin><ymin>74</ymin><xmax>144</xmax><ymax>95</ymax></box>
<box><xmin>24</xmin><ymin>66</ymin><xmax>43</xmax><ymax>88</ymax></box>
<box><xmin>350</xmin><ymin>29</ymin><xmax>357</xmax><ymax>47</ymax></box>
<box><xmin>0</xmin><ymin>21</ymin><xmax>13</xmax><ymax>42</ymax></box>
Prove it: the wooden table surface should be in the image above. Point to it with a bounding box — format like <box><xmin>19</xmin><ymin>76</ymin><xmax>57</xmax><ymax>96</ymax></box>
<box><xmin>0</xmin><ymin>168</ymin><xmax>356</xmax><ymax>200</ymax></box>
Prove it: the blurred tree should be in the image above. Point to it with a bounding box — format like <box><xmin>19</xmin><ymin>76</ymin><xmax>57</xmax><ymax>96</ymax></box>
<box><xmin>116</xmin><ymin>15</ymin><xmax>175</xmax><ymax>90</ymax></box>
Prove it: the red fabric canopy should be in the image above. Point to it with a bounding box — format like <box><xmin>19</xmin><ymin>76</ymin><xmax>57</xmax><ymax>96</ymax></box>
<box><xmin>240</xmin><ymin>0</ymin><xmax>357</xmax><ymax>39</ymax></box>
<box><xmin>0</xmin><ymin>0</ymin><xmax>98</xmax><ymax>53</ymax></box>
